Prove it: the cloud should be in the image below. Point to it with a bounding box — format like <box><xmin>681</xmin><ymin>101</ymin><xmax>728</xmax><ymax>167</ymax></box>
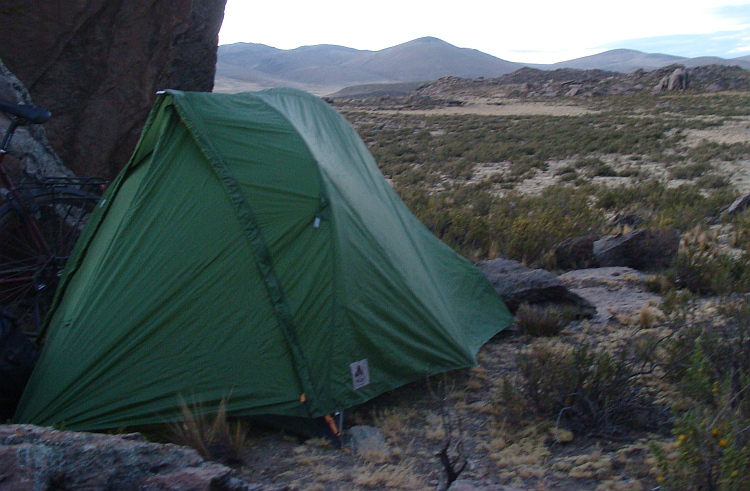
<box><xmin>712</xmin><ymin>4</ymin><xmax>750</xmax><ymax>25</ymax></box>
<box><xmin>599</xmin><ymin>28</ymin><xmax>750</xmax><ymax>58</ymax></box>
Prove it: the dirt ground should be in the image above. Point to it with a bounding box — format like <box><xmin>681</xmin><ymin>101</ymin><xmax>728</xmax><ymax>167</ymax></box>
<box><xmin>232</xmin><ymin>267</ymin><xmax>671</xmax><ymax>491</ymax></box>
<box><xmin>374</xmin><ymin>100</ymin><xmax>595</xmax><ymax>118</ymax></box>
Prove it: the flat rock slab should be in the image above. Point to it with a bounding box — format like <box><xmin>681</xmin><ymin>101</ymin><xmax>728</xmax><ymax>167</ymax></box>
<box><xmin>559</xmin><ymin>267</ymin><xmax>662</xmax><ymax>324</ymax></box>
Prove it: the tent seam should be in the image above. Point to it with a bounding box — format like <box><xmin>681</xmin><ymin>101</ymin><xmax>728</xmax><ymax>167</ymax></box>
<box><xmin>165</xmin><ymin>90</ymin><xmax>326</xmax><ymax>418</ymax></box>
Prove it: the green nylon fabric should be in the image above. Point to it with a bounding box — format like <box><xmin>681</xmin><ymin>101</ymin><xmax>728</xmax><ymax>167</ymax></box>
<box><xmin>15</xmin><ymin>88</ymin><xmax>513</xmax><ymax>430</ymax></box>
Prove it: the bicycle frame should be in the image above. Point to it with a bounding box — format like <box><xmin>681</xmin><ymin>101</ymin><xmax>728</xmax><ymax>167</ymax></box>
<box><xmin>0</xmin><ymin>119</ymin><xmax>54</xmax><ymax>288</ymax></box>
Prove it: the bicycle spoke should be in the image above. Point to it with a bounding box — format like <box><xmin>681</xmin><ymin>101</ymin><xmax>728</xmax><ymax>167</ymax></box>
<box><xmin>0</xmin><ymin>189</ymin><xmax>98</xmax><ymax>338</ymax></box>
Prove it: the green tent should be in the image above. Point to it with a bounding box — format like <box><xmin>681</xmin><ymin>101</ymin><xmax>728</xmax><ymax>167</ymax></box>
<box><xmin>15</xmin><ymin>88</ymin><xmax>512</xmax><ymax>430</ymax></box>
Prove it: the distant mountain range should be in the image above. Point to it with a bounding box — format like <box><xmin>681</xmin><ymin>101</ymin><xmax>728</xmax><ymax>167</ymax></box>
<box><xmin>215</xmin><ymin>36</ymin><xmax>750</xmax><ymax>96</ymax></box>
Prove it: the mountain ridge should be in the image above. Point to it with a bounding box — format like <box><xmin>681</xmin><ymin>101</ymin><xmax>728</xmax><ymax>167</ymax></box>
<box><xmin>215</xmin><ymin>36</ymin><xmax>750</xmax><ymax>96</ymax></box>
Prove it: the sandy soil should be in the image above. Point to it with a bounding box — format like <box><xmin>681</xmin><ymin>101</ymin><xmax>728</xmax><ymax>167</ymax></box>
<box><xmin>683</xmin><ymin>116</ymin><xmax>750</xmax><ymax>146</ymax></box>
<box><xmin>376</xmin><ymin>101</ymin><xmax>595</xmax><ymax>118</ymax></box>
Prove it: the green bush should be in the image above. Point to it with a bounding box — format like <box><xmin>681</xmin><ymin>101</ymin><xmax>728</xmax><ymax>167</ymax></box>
<box><xmin>655</xmin><ymin>301</ymin><xmax>750</xmax><ymax>489</ymax></box>
<box><xmin>516</xmin><ymin>344</ymin><xmax>666</xmax><ymax>436</ymax></box>
<box><xmin>668</xmin><ymin>249</ymin><xmax>750</xmax><ymax>295</ymax></box>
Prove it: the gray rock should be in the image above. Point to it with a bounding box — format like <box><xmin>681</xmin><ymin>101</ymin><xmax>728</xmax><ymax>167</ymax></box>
<box><xmin>593</xmin><ymin>229</ymin><xmax>679</xmax><ymax>270</ymax></box>
<box><xmin>652</xmin><ymin>75</ymin><xmax>670</xmax><ymax>94</ymax></box>
<box><xmin>0</xmin><ymin>424</ymin><xmax>264</xmax><ymax>490</ymax></box>
<box><xmin>723</xmin><ymin>193</ymin><xmax>750</xmax><ymax>215</ymax></box>
<box><xmin>476</xmin><ymin>258</ymin><xmax>596</xmax><ymax>318</ymax></box>
<box><xmin>668</xmin><ymin>67</ymin><xmax>688</xmax><ymax>91</ymax></box>
<box><xmin>550</xmin><ymin>236</ymin><xmax>597</xmax><ymax>270</ymax></box>
<box><xmin>342</xmin><ymin>425</ymin><xmax>389</xmax><ymax>456</ymax></box>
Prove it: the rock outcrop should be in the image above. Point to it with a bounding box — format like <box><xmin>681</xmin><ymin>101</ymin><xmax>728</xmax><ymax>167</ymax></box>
<box><xmin>0</xmin><ymin>424</ymin><xmax>269</xmax><ymax>490</ymax></box>
<box><xmin>593</xmin><ymin>229</ymin><xmax>679</xmax><ymax>270</ymax></box>
<box><xmin>477</xmin><ymin>258</ymin><xmax>596</xmax><ymax>318</ymax></box>
<box><xmin>0</xmin><ymin>0</ymin><xmax>227</xmax><ymax>179</ymax></box>
<box><xmin>653</xmin><ymin>67</ymin><xmax>689</xmax><ymax>93</ymax></box>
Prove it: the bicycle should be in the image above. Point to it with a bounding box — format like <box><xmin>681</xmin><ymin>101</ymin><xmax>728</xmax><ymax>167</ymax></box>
<box><xmin>0</xmin><ymin>100</ymin><xmax>105</xmax><ymax>341</ymax></box>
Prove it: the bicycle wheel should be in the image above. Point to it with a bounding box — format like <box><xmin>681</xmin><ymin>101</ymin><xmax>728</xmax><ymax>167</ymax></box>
<box><xmin>0</xmin><ymin>188</ymin><xmax>99</xmax><ymax>340</ymax></box>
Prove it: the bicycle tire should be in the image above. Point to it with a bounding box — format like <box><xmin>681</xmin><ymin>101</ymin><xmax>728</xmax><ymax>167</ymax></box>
<box><xmin>0</xmin><ymin>188</ymin><xmax>99</xmax><ymax>340</ymax></box>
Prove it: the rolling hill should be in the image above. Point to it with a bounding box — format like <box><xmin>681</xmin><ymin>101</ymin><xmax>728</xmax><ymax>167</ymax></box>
<box><xmin>215</xmin><ymin>37</ymin><xmax>750</xmax><ymax>96</ymax></box>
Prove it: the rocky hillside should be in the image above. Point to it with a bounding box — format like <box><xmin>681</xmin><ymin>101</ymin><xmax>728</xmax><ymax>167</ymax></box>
<box><xmin>215</xmin><ymin>37</ymin><xmax>523</xmax><ymax>95</ymax></box>
<box><xmin>216</xmin><ymin>38</ymin><xmax>750</xmax><ymax>97</ymax></box>
<box><xmin>332</xmin><ymin>64</ymin><xmax>750</xmax><ymax>101</ymax></box>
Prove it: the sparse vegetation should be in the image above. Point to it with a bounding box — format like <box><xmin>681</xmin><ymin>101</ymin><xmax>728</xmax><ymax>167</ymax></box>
<box><xmin>321</xmin><ymin>85</ymin><xmax>750</xmax><ymax>489</ymax></box>
<box><xmin>140</xmin><ymin>83</ymin><xmax>750</xmax><ymax>489</ymax></box>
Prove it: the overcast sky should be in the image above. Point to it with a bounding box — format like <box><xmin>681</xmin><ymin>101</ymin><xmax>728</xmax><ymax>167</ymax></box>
<box><xmin>219</xmin><ymin>1</ymin><xmax>750</xmax><ymax>64</ymax></box>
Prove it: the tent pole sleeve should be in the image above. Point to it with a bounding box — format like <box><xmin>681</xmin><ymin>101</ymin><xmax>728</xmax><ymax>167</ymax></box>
<box><xmin>166</xmin><ymin>91</ymin><xmax>325</xmax><ymax>417</ymax></box>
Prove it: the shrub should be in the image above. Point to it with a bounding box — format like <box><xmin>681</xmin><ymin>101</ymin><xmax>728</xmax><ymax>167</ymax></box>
<box><xmin>514</xmin><ymin>303</ymin><xmax>565</xmax><ymax>336</ymax></box>
<box><xmin>667</xmin><ymin>228</ymin><xmax>750</xmax><ymax>295</ymax></box>
<box><xmin>655</xmin><ymin>300</ymin><xmax>750</xmax><ymax>489</ymax></box>
<box><xmin>516</xmin><ymin>344</ymin><xmax>666</xmax><ymax>437</ymax></box>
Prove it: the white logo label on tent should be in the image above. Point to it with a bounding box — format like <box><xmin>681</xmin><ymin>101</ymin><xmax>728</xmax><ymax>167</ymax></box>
<box><xmin>350</xmin><ymin>359</ymin><xmax>370</xmax><ymax>390</ymax></box>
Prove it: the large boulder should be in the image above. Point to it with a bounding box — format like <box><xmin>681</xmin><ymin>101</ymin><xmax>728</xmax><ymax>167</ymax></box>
<box><xmin>476</xmin><ymin>258</ymin><xmax>596</xmax><ymax>318</ymax></box>
<box><xmin>668</xmin><ymin>67</ymin><xmax>688</xmax><ymax>90</ymax></box>
<box><xmin>0</xmin><ymin>0</ymin><xmax>227</xmax><ymax>179</ymax></box>
<box><xmin>0</xmin><ymin>424</ymin><xmax>269</xmax><ymax>490</ymax></box>
<box><xmin>549</xmin><ymin>235</ymin><xmax>597</xmax><ymax>270</ymax></box>
<box><xmin>593</xmin><ymin>229</ymin><xmax>679</xmax><ymax>270</ymax></box>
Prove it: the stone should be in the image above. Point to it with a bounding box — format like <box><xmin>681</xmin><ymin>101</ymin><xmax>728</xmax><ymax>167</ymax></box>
<box><xmin>722</xmin><ymin>193</ymin><xmax>750</xmax><ymax>215</ymax></box>
<box><xmin>593</xmin><ymin>229</ymin><xmax>679</xmax><ymax>270</ymax></box>
<box><xmin>0</xmin><ymin>424</ymin><xmax>265</xmax><ymax>490</ymax></box>
<box><xmin>476</xmin><ymin>258</ymin><xmax>596</xmax><ymax>318</ymax></box>
<box><xmin>550</xmin><ymin>236</ymin><xmax>597</xmax><ymax>270</ymax></box>
<box><xmin>0</xmin><ymin>0</ymin><xmax>227</xmax><ymax>180</ymax></box>
<box><xmin>342</xmin><ymin>425</ymin><xmax>390</xmax><ymax>457</ymax></box>
<box><xmin>652</xmin><ymin>75</ymin><xmax>670</xmax><ymax>94</ymax></box>
<box><xmin>668</xmin><ymin>67</ymin><xmax>688</xmax><ymax>91</ymax></box>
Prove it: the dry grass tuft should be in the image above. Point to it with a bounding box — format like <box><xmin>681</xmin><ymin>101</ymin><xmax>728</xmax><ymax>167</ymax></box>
<box><xmin>515</xmin><ymin>303</ymin><xmax>565</xmax><ymax>336</ymax></box>
<box><xmin>169</xmin><ymin>396</ymin><xmax>249</xmax><ymax>464</ymax></box>
<box><xmin>352</xmin><ymin>462</ymin><xmax>424</xmax><ymax>489</ymax></box>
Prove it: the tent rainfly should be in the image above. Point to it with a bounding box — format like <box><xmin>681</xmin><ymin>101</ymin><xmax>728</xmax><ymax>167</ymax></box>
<box><xmin>15</xmin><ymin>89</ymin><xmax>513</xmax><ymax>430</ymax></box>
